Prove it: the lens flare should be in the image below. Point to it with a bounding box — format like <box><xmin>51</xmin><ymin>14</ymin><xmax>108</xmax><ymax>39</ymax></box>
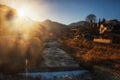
<box><xmin>18</xmin><ymin>9</ymin><xmax>26</xmax><ymax>17</ymax></box>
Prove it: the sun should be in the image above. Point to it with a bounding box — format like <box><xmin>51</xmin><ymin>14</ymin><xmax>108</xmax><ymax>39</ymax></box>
<box><xmin>18</xmin><ymin>9</ymin><xmax>26</xmax><ymax>17</ymax></box>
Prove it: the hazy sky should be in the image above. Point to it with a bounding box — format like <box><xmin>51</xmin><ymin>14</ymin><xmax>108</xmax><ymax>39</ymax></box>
<box><xmin>0</xmin><ymin>0</ymin><xmax>120</xmax><ymax>24</ymax></box>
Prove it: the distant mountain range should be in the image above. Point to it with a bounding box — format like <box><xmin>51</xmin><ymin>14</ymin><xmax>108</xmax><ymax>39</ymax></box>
<box><xmin>0</xmin><ymin>4</ymin><xmax>88</xmax><ymax>31</ymax></box>
<box><xmin>40</xmin><ymin>19</ymin><xmax>68</xmax><ymax>35</ymax></box>
<box><xmin>69</xmin><ymin>21</ymin><xmax>89</xmax><ymax>27</ymax></box>
<box><xmin>1</xmin><ymin>4</ymin><xmax>120</xmax><ymax>37</ymax></box>
<box><xmin>0</xmin><ymin>4</ymin><xmax>66</xmax><ymax>36</ymax></box>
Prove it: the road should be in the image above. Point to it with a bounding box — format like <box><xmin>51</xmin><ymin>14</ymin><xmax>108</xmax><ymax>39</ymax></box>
<box><xmin>41</xmin><ymin>40</ymin><xmax>80</xmax><ymax>69</ymax></box>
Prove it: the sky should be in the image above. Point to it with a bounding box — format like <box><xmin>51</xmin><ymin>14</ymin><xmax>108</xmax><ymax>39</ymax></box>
<box><xmin>0</xmin><ymin>0</ymin><xmax>120</xmax><ymax>24</ymax></box>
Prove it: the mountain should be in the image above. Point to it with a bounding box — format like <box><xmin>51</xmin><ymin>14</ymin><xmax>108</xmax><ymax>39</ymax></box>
<box><xmin>69</xmin><ymin>21</ymin><xmax>89</xmax><ymax>27</ymax></box>
<box><xmin>40</xmin><ymin>19</ymin><xmax>68</xmax><ymax>36</ymax></box>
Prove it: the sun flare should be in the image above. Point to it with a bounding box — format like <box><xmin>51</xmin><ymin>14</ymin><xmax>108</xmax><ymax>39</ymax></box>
<box><xmin>18</xmin><ymin>9</ymin><xmax>26</xmax><ymax>17</ymax></box>
<box><xmin>17</xmin><ymin>7</ymin><xmax>28</xmax><ymax>17</ymax></box>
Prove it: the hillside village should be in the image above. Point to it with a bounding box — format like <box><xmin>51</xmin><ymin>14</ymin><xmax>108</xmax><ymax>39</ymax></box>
<box><xmin>61</xmin><ymin>18</ymin><xmax>120</xmax><ymax>44</ymax></box>
<box><xmin>59</xmin><ymin>18</ymin><xmax>120</xmax><ymax>80</ymax></box>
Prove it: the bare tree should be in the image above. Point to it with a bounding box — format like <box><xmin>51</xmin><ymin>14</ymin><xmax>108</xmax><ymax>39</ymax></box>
<box><xmin>86</xmin><ymin>14</ymin><xmax>96</xmax><ymax>23</ymax></box>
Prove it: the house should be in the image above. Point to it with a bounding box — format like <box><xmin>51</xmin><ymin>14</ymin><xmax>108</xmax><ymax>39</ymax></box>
<box><xmin>93</xmin><ymin>19</ymin><xmax>120</xmax><ymax>44</ymax></box>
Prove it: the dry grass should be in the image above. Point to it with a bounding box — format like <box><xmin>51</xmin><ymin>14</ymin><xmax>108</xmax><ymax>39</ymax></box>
<box><xmin>83</xmin><ymin>45</ymin><xmax>120</xmax><ymax>62</ymax></box>
<box><xmin>62</xmin><ymin>38</ymin><xmax>120</xmax><ymax>80</ymax></box>
<box><xmin>65</xmin><ymin>39</ymin><xmax>93</xmax><ymax>49</ymax></box>
<box><xmin>61</xmin><ymin>38</ymin><xmax>120</xmax><ymax>70</ymax></box>
<box><xmin>0</xmin><ymin>37</ymin><xmax>45</xmax><ymax>73</ymax></box>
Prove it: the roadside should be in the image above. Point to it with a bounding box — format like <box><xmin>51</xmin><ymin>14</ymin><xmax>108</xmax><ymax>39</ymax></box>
<box><xmin>59</xmin><ymin>38</ymin><xmax>120</xmax><ymax>80</ymax></box>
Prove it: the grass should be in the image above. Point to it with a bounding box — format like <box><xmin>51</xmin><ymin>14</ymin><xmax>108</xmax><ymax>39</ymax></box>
<box><xmin>0</xmin><ymin>37</ymin><xmax>45</xmax><ymax>73</ymax></box>
<box><xmin>83</xmin><ymin>45</ymin><xmax>120</xmax><ymax>62</ymax></box>
<box><xmin>60</xmin><ymin>38</ymin><xmax>120</xmax><ymax>80</ymax></box>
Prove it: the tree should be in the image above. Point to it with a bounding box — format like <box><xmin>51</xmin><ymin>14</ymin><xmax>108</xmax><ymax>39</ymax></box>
<box><xmin>86</xmin><ymin>14</ymin><xmax>96</xmax><ymax>23</ymax></box>
<box><xmin>102</xmin><ymin>18</ymin><xmax>106</xmax><ymax>23</ymax></box>
<box><xmin>98</xmin><ymin>18</ymin><xmax>101</xmax><ymax>24</ymax></box>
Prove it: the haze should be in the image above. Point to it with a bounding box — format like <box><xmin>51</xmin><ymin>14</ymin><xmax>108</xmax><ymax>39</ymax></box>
<box><xmin>0</xmin><ymin>0</ymin><xmax>120</xmax><ymax>24</ymax></box>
